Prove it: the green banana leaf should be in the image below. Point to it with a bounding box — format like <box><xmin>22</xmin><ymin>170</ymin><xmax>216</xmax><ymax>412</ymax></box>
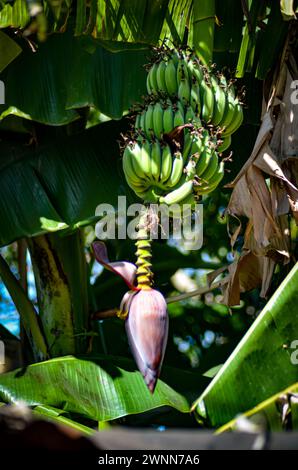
<box><xmin>0</xmin><ymin>32</ymin><xmax>148</xmax><ymax>125</ymax></box>
<box><xmin>217</xmin><ymin>383</ymin><xmax>298</xmax><ymax>432</ymax></box>
<box><xmin>0</xmin><ymin>120</ymin><xmax>128</xmax><ymax>247</ymax></box>
<box><xmin>0</xmin><ymin>0</ymin><xmax>192</xmax><ymax>45</ymax></box>
<box><xmin>0</xmin><ymin>30</ymin><xmax>22</xmax><ymax>73</ymax></box>
<box><xmin>0</xmin><ymin>355</ymin><xmax>191</xmax><ymax>422</ymax></box>
<box><xmin>192</xmin><ymin>262</ymin><xmax>298</xmax><ymax>428</ymax></box>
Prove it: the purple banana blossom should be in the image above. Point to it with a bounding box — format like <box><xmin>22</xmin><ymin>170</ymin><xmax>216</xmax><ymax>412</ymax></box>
<box><xmin>92</xmin><ymin>241</ymin><xmax>169</xmax><ymax>393</ymax></box>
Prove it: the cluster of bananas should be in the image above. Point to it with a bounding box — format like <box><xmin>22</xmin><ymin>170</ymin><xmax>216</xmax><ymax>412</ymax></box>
<box><xmin>146</xmin><ymin>49</ymin><xmax>243</xmax><ymax>142</ymax></box>
<box><xmin>122</xmin><ymin>47</ymin><xmax>244</xmax><ymax>207</ymax></box>
<box><xmin>123</xmin><ymin>129</ymin><xmax>224</xmax><ymax>205</ymax></box>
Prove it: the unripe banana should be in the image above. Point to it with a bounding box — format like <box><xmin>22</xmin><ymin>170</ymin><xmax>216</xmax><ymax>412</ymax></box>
<box><xmin>200</xmin><ymin>150</ymin><xmax>218</xmax><ymax>182</ymax></box>
<box><xmin>163</xmin><ymin>103</ymin><xmax>174</xmax><ymax>133</ymax></box>
<box><xmin>200</xmin><ymin>79</ymin><xmax>214</xmax><ymax>123</ymax></box>
<box><xmin>152</xmin><ymin>101</ymin><xmax>164</xmax><ymax>138</ymax></box>
<box><xmin>156</xmin><ymin>61</ymin><xmax>167</xmax><ymax>93</ymax></box>
<box><xmin>144</xmin><ymin>104</ymin><xmax>154</xmax><ymax>138</ymax></box>
<box><xmin>221</xmin><ymin>99</ymin><xmax>243</xmax><ymax>136</ymax></box>
<box><xmin>185</xmin><ymin>105</ymin><xmax>195</xmax><ymax>124</ymax></box>
<box><xmin>148</xmin><ymin>62</ymin><xmax>159</xmax><ymax>95</ymax></box>
<box><xmin>217</xmin><ymin>135</ymin><xmax>231</xmax><ymax>153</ymax></box>
<box><xmin>123</xmin><ymin>145</ymin><xmax>146</xmax><ymax>187</ymax></box>
<box><xmin>160</xmin><ymin>143</ymin><xmax>173</xmax><ymax>183</ymax></box>
<box><xmin>146</xmin><ymin>71</ymin><xmax>152</xmax><ymax>95</ymax></box>
<box><xmin>164</xmin><ymin>59</ymin><xmax>178</xmax><ymax>96</ymax></box>
<box><xmin>140</xmin><ymin>139</ymin><xmax>152</xmax><ymax>177</ymax></box>
<box><xmin>177</xmin><ymin>58</ymin><xmax>189</xmax><ymax>84</ymax></box>
<box><xmin>135</xmin><ymin>113</ymin><xmax>141</xmax><ymax>130</ymax></box>
<box><xmin>130</xmin><ymin>141</ymin><xmax>148</xmax><ymax>180</ymax></box>
<box><xmin>196</xmin><ymin>145</ymin><xmax>213</xmax><ymax>177</ymax></box>
<box><xmin>192</xmin><ymin>60</ymin><xmax>204</xmax><ymax>83</ymax></box>
<box><xmin>182</xmin><ymin>130</ymin><xmax>193</xmax><ymax>163</ymax></box>
<box><xmin>150</xmin><ymin>139</ymin><xmax>161</xmax><ymax>181</ymax></box>
<box><xmin>218</xmin><ymin>89</ymin><xmax>235</xmax><ymax>131</ymax></box>
<box><xmin>190</xmin><ymin>81</ymin><xmax>201</xmax><ymax>114</ymax></box>
<box><xmin>166</xmin><ymin>151</ymin><xmax>184</xmax><ymax>188</ymax></box>
<box><xmin>190</xmin><ymin>132</ymin><xmax>203</xmax><ymax>157</ymax></box>
<box><xmin>173</xmin><ymin>107</ymin><xmax>184</xmax><ymax>127</ymax></box>
<box><xmin>160</xmin><ymin>179</ymin><xmax>194</xmax><ymax>205</ymax></box>
<box><xmin>178</xmin><ymin>78</ymin><xmax>191</xmax><ymax>106</ymax></box>
<box><xmin>196</xmin><ymin>161</ymin><xmax>224</xmax><ymax>195</ymax></box>
<box><xmin>211</xmin><ymin>76</ymin><xmax>227</xmax><ymax>126</ymax></box>
<box><xmin>139</xmin><ymin>110</ymin><xmax>146</xmax><ymax>132</ymax></box>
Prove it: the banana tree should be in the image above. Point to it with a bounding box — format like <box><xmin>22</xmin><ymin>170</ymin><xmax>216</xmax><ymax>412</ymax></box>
<box><xmin>0</xmin><ymin>0</ymin><xmax>297</xmax><ymax>432</ymax></box>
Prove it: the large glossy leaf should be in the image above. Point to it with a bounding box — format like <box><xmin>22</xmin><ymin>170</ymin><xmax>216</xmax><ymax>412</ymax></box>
<box><xmin>0</xmin><ymin>32</ymin><xmax>148</xmax><ymax>125</ymax></box>
<box><xmin>217</xmin><ymin>383</ymin><xmax>298</xmax><ymax>432</ymax></box>
<box><xmin>0</xmin><ymin>120</ymin><xmax>128</xmax><ymax>246</ymax></box>
<box><xmin>0</xmin><ymin>0</ymin><xmax>192</xmax><ymax>45</ymax></box>
<box><xmin>192</xmin><ymin>262</ymin><xmax>298</xmax><ymax>428</ymax></box>
<box><xmin>0</xmin><ymin>355</ymin><xmax>190</xmax><ymax>421</ymax></box>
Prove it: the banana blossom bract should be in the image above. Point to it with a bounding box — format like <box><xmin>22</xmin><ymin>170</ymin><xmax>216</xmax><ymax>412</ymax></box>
<box><xmin>92</xmin><ymin>241</ymin><xmax>168</xmax><ymax>393</ymax></box>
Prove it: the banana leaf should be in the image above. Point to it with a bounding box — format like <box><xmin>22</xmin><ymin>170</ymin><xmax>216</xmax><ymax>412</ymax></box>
<box><xmin>192</xmin><ymin>262</ymin><xmax>298</xmax><ymax>428</ymax></box>
<box><xmin>217</xmin><ymin>383</ymin><xmax>298</xmax><ymax>432</ymax></box>
<box><xmin>0</xmin><ymin>32</ymin><xmax>148</xmax><ymax>125</ymax></box>
<box><xmin>0</xmin><ymin>0</ymin><xmax>192</xmax><ymax>45</ymax></box>
<box><xmin>0</xmin><ymin>355</ymin><xmax>190</xmax><ymax>422</ymax></box>
<box><xmin>0</xmin><ymin>120</ymin><xmax>128</xmax><ymax>247</ymax></box>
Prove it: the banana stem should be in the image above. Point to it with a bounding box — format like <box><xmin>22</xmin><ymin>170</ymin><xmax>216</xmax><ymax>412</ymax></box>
<box><xmin>135</xmin><ymin>209</ymin><xmax>154</xmax><ymax>289</ymax></box>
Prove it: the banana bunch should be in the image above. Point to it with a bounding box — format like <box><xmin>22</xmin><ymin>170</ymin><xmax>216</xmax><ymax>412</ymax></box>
<box><xmin>146</xmin><ymin>48</ymin><xmax>243</xmax><ymax>149</ymax></box>
<box><xmin>122</xmin><ymin>46</ymin><xmax>244</xmax><ymax>210</ymax></box>
<box><xmin>135</xmin><ymin>98</ymin><xmax>201</xmax><ymax>140</ymax></box>
<box><xmin>122</xmin><ymin>128</ymin><xmax>224</xmax><ymax>206</ymax></box>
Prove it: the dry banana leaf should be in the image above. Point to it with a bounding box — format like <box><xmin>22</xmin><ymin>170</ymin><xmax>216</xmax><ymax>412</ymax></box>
<box><xmin>223</xmin><ymin>51</ymin><xmax>298</xmax><ymax>305</ymax></box>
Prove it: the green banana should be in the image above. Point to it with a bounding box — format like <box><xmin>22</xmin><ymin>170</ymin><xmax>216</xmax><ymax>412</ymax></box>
<box><xmin>130</xmin><ymin>142</ymin><xmax>149</xmax><ymax>180</ymax></box>
<box><xmin>160</xmin><ymin>143</ymin><xmax>173</xmax><ymax>183</ymax></box>
<box><xmin>165</xmin><ymin>59</ymin><xmax>178</xmax><ymax>96</ymax></box>
<box><xmin>139</xmin><ymin>110</ymin><xmax>146</xmax><ymax>132</ymax></box>
<box><xmin>152</xmin><ymin>101</ymin><xmax>164</xmax><ymax>138</ymax></box>
<box><xmin>200</xmin><ymin>79</ymin><xmax>214</xmax><ymax>123</ymax></box>
<box><xmin>173</xmin><ymin>107</ymin><xmax>185</xmax><ymax>127</ymax></box>
<box><xmin>221</xmin><ymin>99</ymin><xmax>243</xmax><ymax>136</ymax></box>
<box><xmin>123</xmin><ymin>145</ymin><xmax>146</xmax><ymax>187</ymax></box>
<box><xmin>178</xmin><ymin>78</ymin><xmax>191</xmax><ymax>106</ymax></box>
<box><xmin>160</xmin><ymin>179</ymin><xmax>194</xmax><ymax>205</ymax></box>
<box><xmin>211</xmin><ymin>76</ymin><xmax>227</xmax><ymax>126</ymax></box>
<box><xmin>190</xmin><ymin>132</ymin><xmax>203</xmax><ymax>157</ymax></box>
<box><xmin>177</xmin><ymin>58</ymin><xmax>189</xmax><ymax>84</ymax></box>
<box><xmin>195</xmin><ymin>145</ymin><xmax>213</xmax><ymax>177</ymax></box>
<box><xmin>140</xmin><ymin>139</ymin><xmax>152</xmax><ymax>177</ymax></box>
<box><xmin>196</xmin><ymin>161</ymin><xmax>224</xmax><ymax>195</ymax></box>
<box><xmin>217</xmin><ymin>135</ymin><xmax>231</xmax><ymax>153</ymax></box>
<box><xmin>200</xmin><ymin>150</ymin><xmax>218</xmax><ymax>182</ymax></box>
<box><xmin>185</xmin><ymin>105</ymin><xmax>195</xmax><ymax>124</ymax></box>
<box><xmin>182</xmin><ymin>130</ymin><xmax>193</xmax><ymax>163</ymax></box>
<box><xmin>156</xmin><ymin>61</ymin><xmax>167</xmax><ymax>93</ymax></box>
<box><xmin>218</xmin><ymin>89</ymin><xmax>235</xmax><ymax>131</ymax></box>
<box><xmin>144</xmin><ymin>104</ymin><xmax>154</xmax><ymax>138</ymax></box>
<box><xmin>163</xmin><ymin>102</ymin><xmax>174</xmax><ymax>133</ymax></box>
<box><xmin>192</xmin><ymin>60</ymin><xmax>204</xmax><ymax>83</ymax></box>
<box><xmin>190</xmin><ymin>81</ymin><xmax>201</xmax><ymax>114</ymax></box>
<box><xmin>148</xmin><ymin>62</ymin><xmax>159</xmax><ymax>95</ymax></box>
<box><xmin>166</xmin><ymin>151</ymin><xmax>184</xmax><ymax>188</ymax></box>
<box><xmin>150</xmin><ymin>139</ymin><xmax>161</xmax><ymax>181</ymax></box>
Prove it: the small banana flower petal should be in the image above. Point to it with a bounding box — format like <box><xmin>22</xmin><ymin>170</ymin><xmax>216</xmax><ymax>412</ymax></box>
<box><xmin>125</xmin><ymin>288</ymin><xmax>169</xmax><ymax>393</ymax></box>
<box><xmin>92</xmin><ymin>241</ymin><xmax>138</xmax><ymax>290</ymax></box>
